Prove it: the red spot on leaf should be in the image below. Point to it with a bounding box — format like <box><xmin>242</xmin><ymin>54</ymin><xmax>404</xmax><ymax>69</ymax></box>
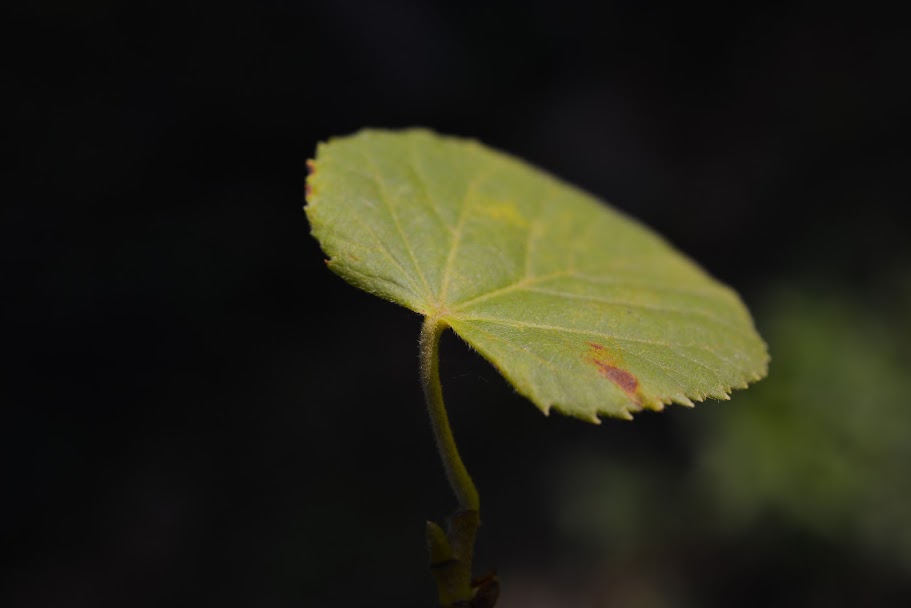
<box><xmin>305</xmin><ymin>160</ymin><xmax>317</xmax><ymax>199</ymax></box>
<box><xmin>586</xmin><ymin>342</ymin><xmax>640</xmax><ymax>398</ymax></box>
<box><xmin>593</xmin><ymin>361</ymin><xmax>639</xmax><ymax>394</ymax></box>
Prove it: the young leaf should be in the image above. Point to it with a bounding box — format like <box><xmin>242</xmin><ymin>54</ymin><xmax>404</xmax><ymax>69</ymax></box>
<box><xmin>305</xmin><ymin>129</ymin><xmax>768</xmax><ymax>421</ymax></box>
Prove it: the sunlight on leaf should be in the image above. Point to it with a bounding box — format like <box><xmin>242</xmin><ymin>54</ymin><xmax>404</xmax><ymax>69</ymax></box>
<box><xmin>305</xmin><ymin>129</ymin><xmax>767</xmax><ymax>421</ymax></box>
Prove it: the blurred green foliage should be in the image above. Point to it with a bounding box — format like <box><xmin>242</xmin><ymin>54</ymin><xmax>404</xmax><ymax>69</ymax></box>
<box><xmin>699</xmin><ymin>279</ymin><xmax>911</xmax><ymax>571</ymax></box>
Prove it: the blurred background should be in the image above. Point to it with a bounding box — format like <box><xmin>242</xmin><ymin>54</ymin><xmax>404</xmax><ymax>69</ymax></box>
<box><xmin>5</xmin><ymin>1</ymin><xmax>911</xmax><ymax>606</ymax></box>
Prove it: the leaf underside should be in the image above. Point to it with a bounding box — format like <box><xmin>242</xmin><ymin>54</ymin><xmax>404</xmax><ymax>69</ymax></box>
<box><xmin>305</xmin><ymin>129</ymin><xmax>768</xmax><ymax>422</ymax></box>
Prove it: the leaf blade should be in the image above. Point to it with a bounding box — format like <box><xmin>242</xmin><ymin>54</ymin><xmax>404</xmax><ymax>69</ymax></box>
<box><xmin>305</xmin><ymin>128</ymin><xmax>768</xmax><ymax>421</ymax></box>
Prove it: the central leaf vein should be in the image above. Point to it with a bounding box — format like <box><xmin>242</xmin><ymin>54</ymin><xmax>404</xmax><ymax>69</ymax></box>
<box><xmin>438</xmin><ymin>166</ymin><xmax>497</xmax><ymax>303</ymax></box>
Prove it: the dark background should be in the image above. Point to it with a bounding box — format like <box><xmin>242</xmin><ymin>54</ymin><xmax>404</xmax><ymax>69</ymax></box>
<box><xmin>6</xmin><ymin>1</ymin><xmax>911</xmax><ymax>606</ymax></box>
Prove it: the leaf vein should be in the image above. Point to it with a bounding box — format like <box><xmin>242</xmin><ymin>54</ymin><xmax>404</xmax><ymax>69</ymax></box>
<box><xmin>455</xmin><ymin>316</ymin><xmax>737</xmax><ymax>362</ymax></box>
<box><xmin>345</xmin><ymin>213</ymin><xmax>424</xmax><ymax>296</ymax></box>
<box><xmin>355</xmin><ymin>148</ymin><xmax>434</xmax><ymax>299</ymax></box>
<box><xmin>439</xmin><ymin>166</ymin><xmax>497</xmax><ymax>302</ymax></box>
<box><xmin>450</xmin><ymin>271</ymin><xmax>725</xmax><ymax>312</ymax></box>
<box><xmin>522</xmin><ymin>287</ymin><xmax>742</xmax><ymax>332</ymax></box>
<box><xmin>406</xmin><ymin>137</ymin><xmax>457</xmax><ymax>235</ymax></box>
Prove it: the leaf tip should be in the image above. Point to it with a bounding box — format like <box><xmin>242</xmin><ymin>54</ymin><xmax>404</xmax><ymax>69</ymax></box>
<box><xmin>663</xmin><ymin>393</ymin><xmax>695</xmax><ymax>408</ymax></box>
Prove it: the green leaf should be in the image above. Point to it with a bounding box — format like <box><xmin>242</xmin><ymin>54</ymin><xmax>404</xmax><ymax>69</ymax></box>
<box><xmin>305</xmin><ymin>129</ymin><xmax>768</xmax><ymax>421</ymax></box>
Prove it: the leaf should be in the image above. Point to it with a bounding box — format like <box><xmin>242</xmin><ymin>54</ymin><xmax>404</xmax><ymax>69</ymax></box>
<box><xmin>305</xmin><ymin>129</ymin><xmax>768</xmax><ymax>421</ymax></box>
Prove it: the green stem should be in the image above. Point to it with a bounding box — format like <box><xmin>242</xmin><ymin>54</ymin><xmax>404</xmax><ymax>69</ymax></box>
<box><xmin>419</xmin><ymin>316</ymin><xmax>480</xmax><ymax>511</ymax></box>
<box><xmin>421</xmin><ymin>316</ymin><xmax>487</xmax><ymax>607</ymax></box>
